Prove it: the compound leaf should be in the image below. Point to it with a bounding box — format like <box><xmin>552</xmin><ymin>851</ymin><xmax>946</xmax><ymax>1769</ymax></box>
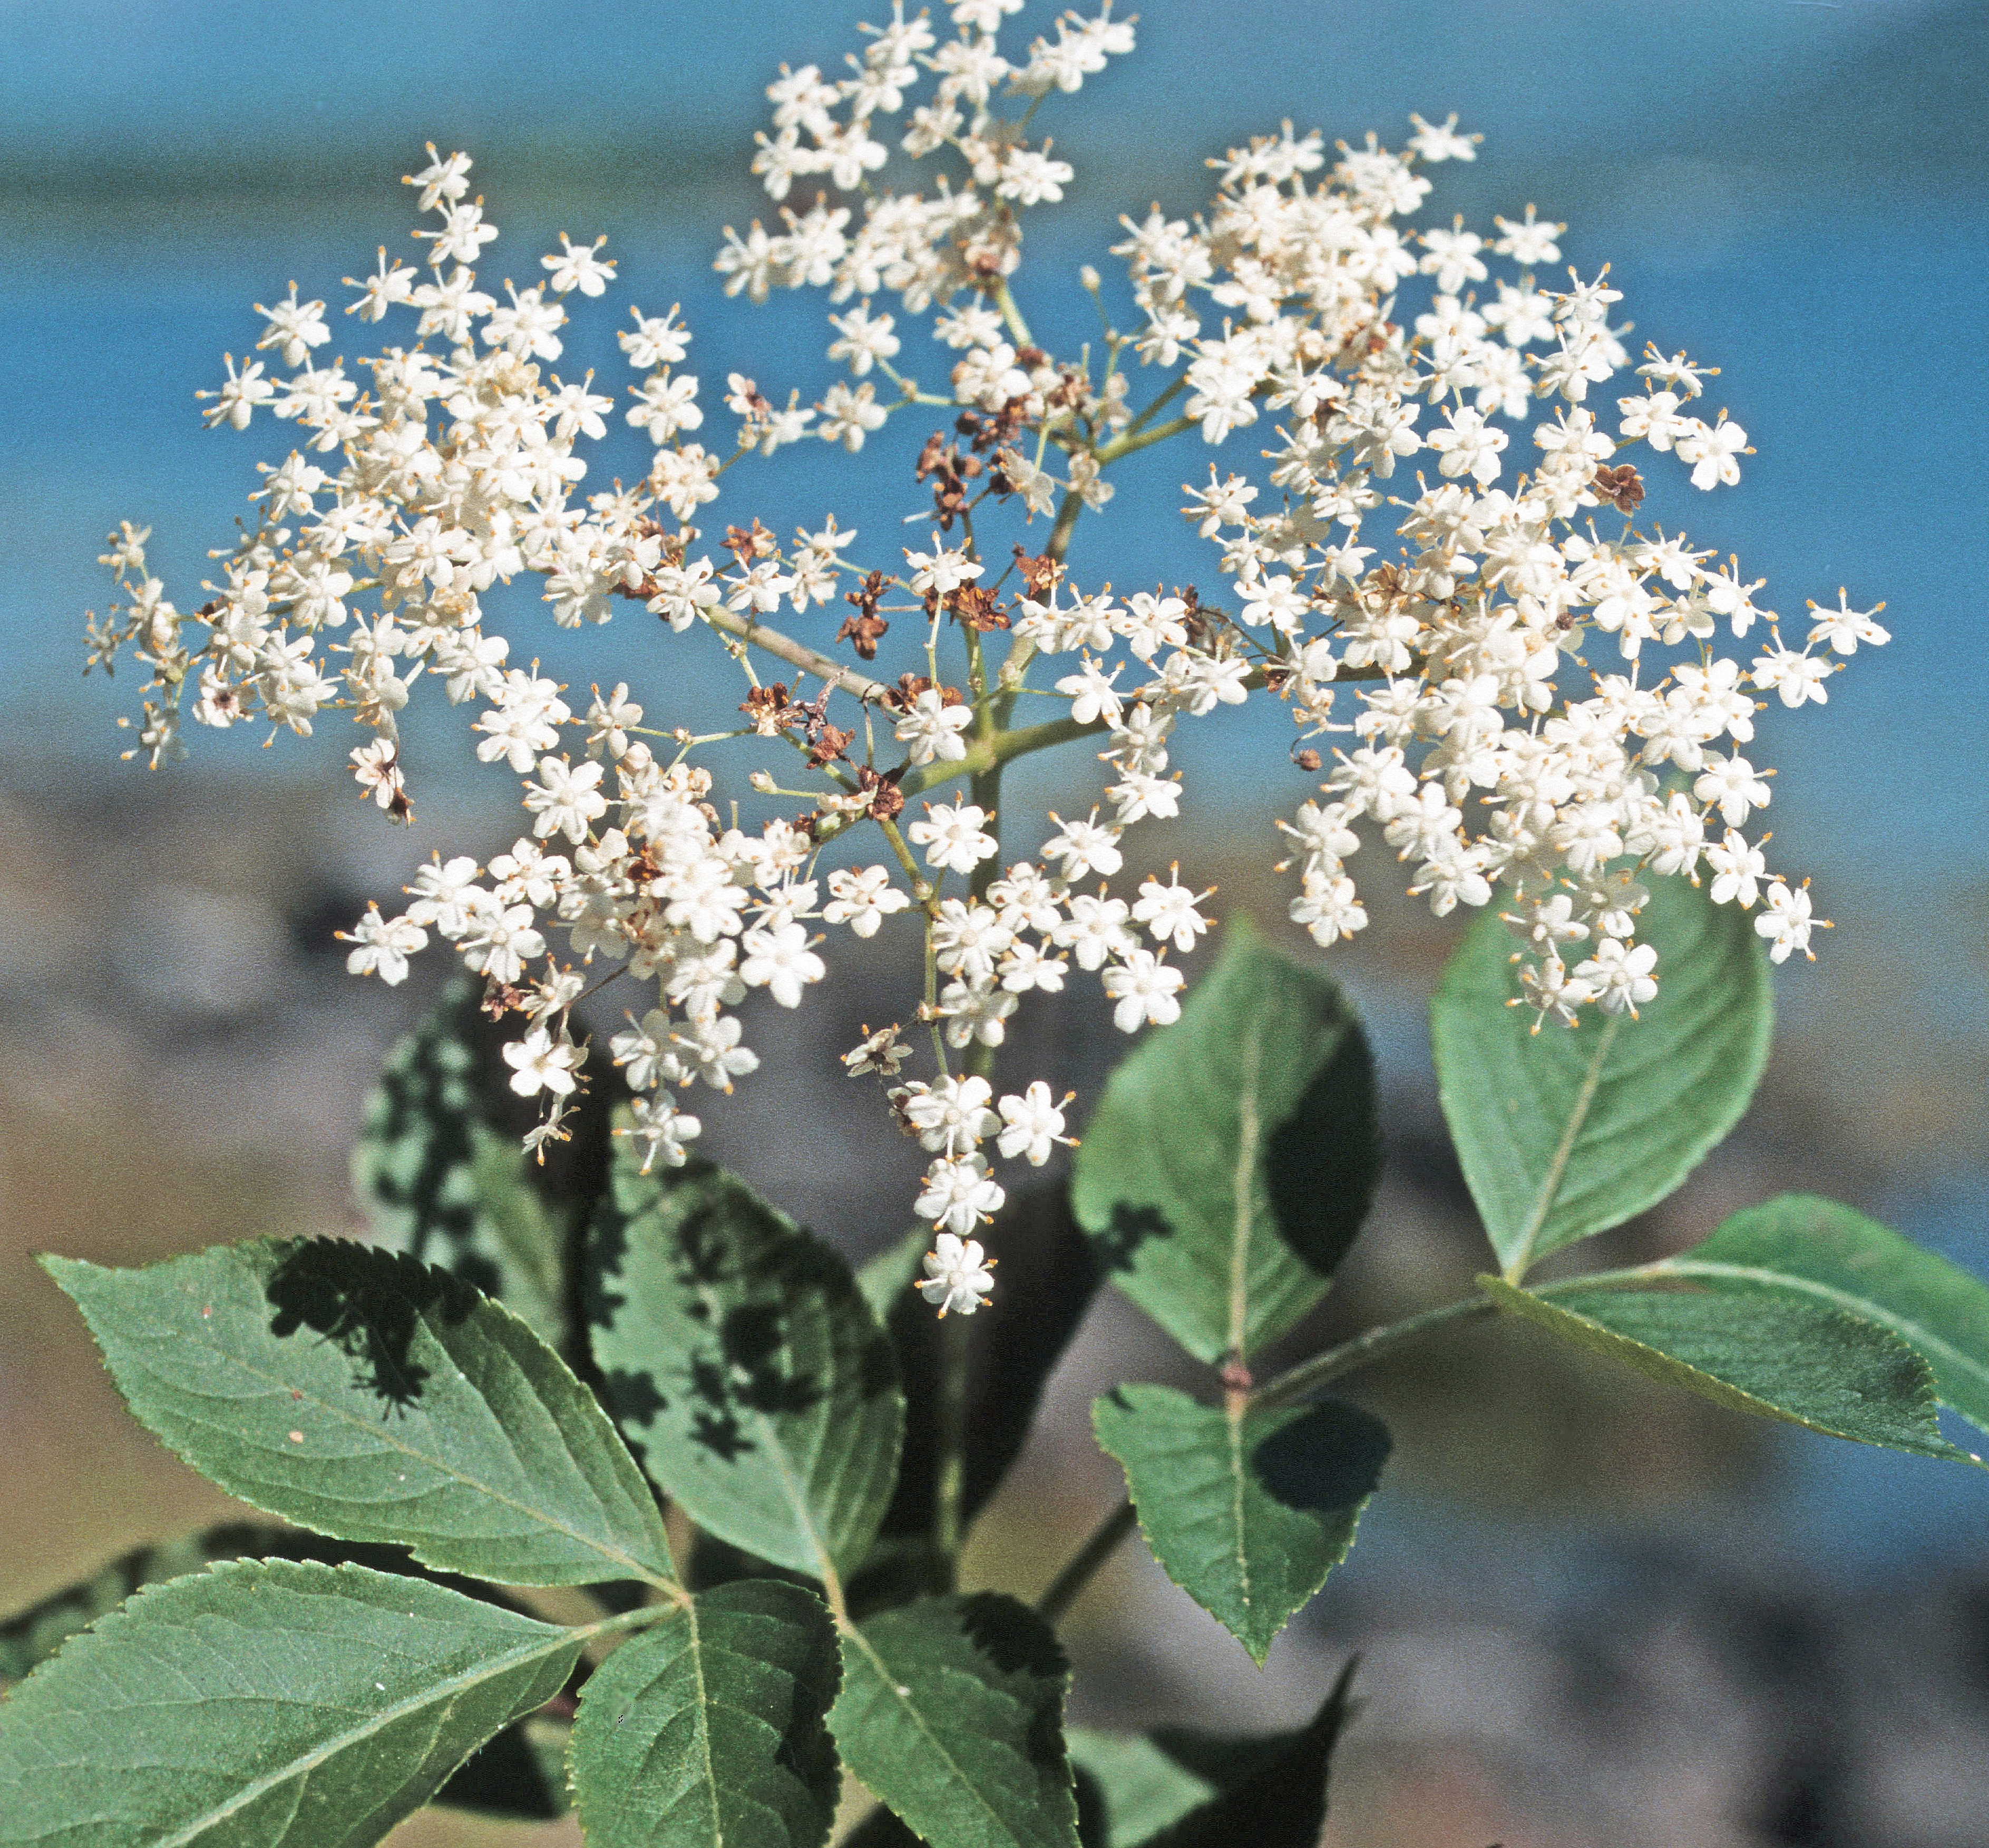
<box><xmin>570</xmin><ymin>1579</ymin><xmax>840</xmax><ymax>1848</ymax></box>
<box><xmin>1093</xmin><ymin>1385</ymin><xmax>1389</xmax><ymax>1665</ymax></box>
<box><xmin>588</xmin><ymin>1151</ymin><xmax>903</xmax><ymax>1586</ymax></box>
<box><xmin>831</xmin><ymin>1592</ymin><xmax>1079</xmax><ymax>1848</ymax></box>
<box><xmin>1071</xmin><ymin>920</ymin><xmax>1380</xmax><ymax>1364</ymax></box>
<box><xmin>1431</xmin><ymin>873</ymin><xmax>1772</xmax><ymax>1279</ymax></box>
<box><xmin>45</xmin><ymin>1239</ymin><xmax>671</xmax><ymax>1588</ymax></box>
<box><xmin>0</xmin><ymin>1558</ymin><xmax>584</xmax><ymax>1848</ymax></box>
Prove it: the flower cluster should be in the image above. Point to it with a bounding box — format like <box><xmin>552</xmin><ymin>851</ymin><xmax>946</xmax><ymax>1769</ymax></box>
<box><xmin>84</xmin><ymin>0</ymin><xmax>1885</xmax><ymax>1308</ymax></box>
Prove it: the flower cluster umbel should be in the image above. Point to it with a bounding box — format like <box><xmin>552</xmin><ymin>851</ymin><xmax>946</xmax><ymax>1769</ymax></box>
<box><xmin>85</xmin><ymin>0</ymin><xmax>1885</xmax><ymax>1311</ymax></box>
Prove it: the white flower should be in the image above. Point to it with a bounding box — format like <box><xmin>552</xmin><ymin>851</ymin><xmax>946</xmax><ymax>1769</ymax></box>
<box><xmin>825</xmin><ymin>864</ymin><xmax>912</xmax><ymax>937</ymax></box>
<box><xmin>503</xmin><ymin>1026</ymin><xmax>583</xmax><ymax>1097</ymax></box>
<box><xmin>340</xmin><ymin>903</ymin><xmax>426</xmax><ymax>984</ymax></box>
<box><xmin>739</xmin><ymin>923</ymin><xmax>826</xmax><ymax>1006</ymax></box>
<box><xmin>1806</xmin><ymin>590</ymin><xmax>1890</xmax><ymax>656</ymax></box>
<box><xmin>1675</xmin><ymin>413</ymin><xmax>1749</xmax><ymax>489</ymax></box>
<box><xmin>997</xmin><ymin>1081</ymin><xmax>1070</xmax><ymax>1166</ymax></box>
<box><xmin>542</xmin><ymin>233</ymin><xmax>617</xmax><ymax>297</ymax></box>
<box><xmin>1752</xmin><ymin>646</ymin><xmax>1833</xmax><ymax>709</ymax></box>
<box><xmin>1755</xmin><ymin>880</ymin><xmax>1819</xmax><ymax>963</ymax></box>
<box><xmin>621</xmin><ymin>1092</ymin><xmax>702</xmax><ymax>1173</ymax></box>
<box><xmin>1132</xmin><ymin>872</ymin><xmax>1212</xmax><ymax>954</ymax></box>
<box><xmin>1102</xmin><ymin>949</ymin><xmax>1186</xmax><ymax>1033</ymax></box>
<box><xmin>1572</xmin><ymin>938</ymin><xmax>1659</xmax><ymax>1016</ymax></box>
<box><xmin>904</xmin><ymin>540</ymin><xmax>983</xmax><ymax>596</ymax></box>
<box><xmin>525</xmin><ymin>756</ymin><xmax>609</xmax><ymax>843</ymax></box>
<box><xmin>1041</xmin><ymin>810</ymin><xmax>1123</xmax><ymax>881</ymax></box>
<box><xmin>894</xmin><ymin>687</ymin><xmax>972</xmax><ymax>765</ymax></box>
<box><xmin>901</xmin><ymin>1075</ymin><xmax>999</xmax><ymax>1156</ymax></box>
<box><xmin>916</xmin><ymin>1225</ymin><xmax>998</xmax><ymax>1313</ymax></box>
<box><xmin>909</xmin><ymin>802</ymin><xmax>998</xmax><ymax>874</ymax></box>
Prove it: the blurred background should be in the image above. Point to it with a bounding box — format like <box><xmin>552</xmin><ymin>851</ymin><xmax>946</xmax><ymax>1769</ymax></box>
<box><xmin>3</xmin><ymin>1</ymin><xmax>1987</xmax><ymax>1842</ymax></box>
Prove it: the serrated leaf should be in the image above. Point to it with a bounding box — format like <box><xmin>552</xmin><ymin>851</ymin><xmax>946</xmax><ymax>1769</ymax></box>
<box><xmin>0</xmin><ymin>1558</ymin><xmax>586</xmax><ymax>1848</ymax></box>
<box><xmin>0</xmin><ymin>1522</ymin><xmax>573</xmax><ymax>1820</ymax></box>
<box><xmin>45</xmin><ymin>1238</ymin><xmax>672</xmax><ymax>1587</ymax></box>
<box><xmin>588</xmin><ymin>1150</ymin><xmax>903</xmax><ymax>1586</ymax></box>
<box><xmin>1431</xmin><ymin>872</ymin><xmax>1772</xmax><ymax>1279</ymax></box>
<box><xmin>1092</xmin><ymin>1386</ymin><xmax>1389</xmax><ymax>1665</ymax></box>
<box><xmin>1658</xmin><ymin>1193</ymin><xmax>1989</xmax><ymax>1440</ymax></box>
<box><xmin>570</xmin><ymin>1579</ymin><xmax>840</xmax><ymax>1848</ymax></box>
<box><xmin>1066</xmin><ymin>1731</ymin><xmax>1214</xmax><ymax>1848</ymax></box>
<box><xmin>831</xmin><ymin>1592</ymin><xmax>1080</xmax><ymax>1848</ymax></box>
<box><xmin>1070</xmin><ymin>919</ymin><xmax>1380</xmax><ymax>1364</ymax></box>
<box><xmin>1128</xmin><ymin>1658</ymin><xmax>1358</xmax><ymax>1848</ymax></box>
<box><xmin>355</xmin><ymin>980</ymin><xmax>589</xmax><ymax>1350</ymax></box>
<box><xmin>1484</xmin><ymin>1277</ymin><xmax>1981</xmax><ymax>1463</ymax></box>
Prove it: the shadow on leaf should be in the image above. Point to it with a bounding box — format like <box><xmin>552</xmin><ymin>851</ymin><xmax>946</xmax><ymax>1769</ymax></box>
<box><xmin>265</xmin><ymin>1241</ymin><xmax>476</xmax><ymax>1415</ymax></box>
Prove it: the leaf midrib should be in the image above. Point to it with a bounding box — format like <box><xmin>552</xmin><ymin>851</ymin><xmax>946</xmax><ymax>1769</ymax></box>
<box><xmin>1503</xmin><ymin>1013</ymin><xmax>1619</xmax><ymax>1280</ymax></box>
<box><xmin>843</xmin><ymin>1627</ymin><xmax>1016</xmax><ymax>1840</ymax></box>
<box><xmin>1226</xmin><ymin>1024</ymin><xmax>1264</xmax><ymax>1359</ymax></box>
<box><xmin>1660</xmin><ymin>1259</ymin><xmax>1989</xmax><ymax>1421</ymax></box>
<box><xmin>144</xmin><ymin>1619</ymin><xmax>581</xmax><ymax>1848</ymax></box>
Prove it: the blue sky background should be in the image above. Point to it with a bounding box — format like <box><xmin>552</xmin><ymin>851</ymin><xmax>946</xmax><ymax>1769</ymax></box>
<box><xmin>4</xmin><ymin>0</ymin><xmax>1987</xmax><ymax>1567</ymax></box>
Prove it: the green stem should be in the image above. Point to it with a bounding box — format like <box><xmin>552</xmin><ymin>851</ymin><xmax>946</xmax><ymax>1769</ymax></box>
<box><xmin>1035</xmin><ymin>1500</ymin><xmax>1137</xmax><ymax>1624</ymax></box>
<box><xmin>1096</xmin><ymin>412</ymin><xmax>1198</xmax><ymax>465</ymax></box>
<box><xmin>933</xmin><ymin>1310</ymin><xmax>973</xmax><ymax>1580</ymax></box>
<box><xmin>1116</xmin><ymin>372</ymin><xmax>1188</xmax><ymax>442</ymax></box>
<box><xmin>1030</xmin><ymin>1261</ymin><xmax>1673</xmax><ymax>1622</ymax></box>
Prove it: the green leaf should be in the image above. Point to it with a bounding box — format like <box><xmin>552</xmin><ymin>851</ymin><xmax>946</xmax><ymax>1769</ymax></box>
<box><xmin>355</xmin><ymin>980</ymin><xmax>597</xmax><ymax>1350</ymax></box>
<box><xmin>1066</xmin><ymin>1732</ymin><xmax>1214</xmax><ymax>1848</ymax></box>
<box><xmin>1070</xmin><ymin>918</ymin><xmax>1380</xmax><ymax>1364</ymax></box>
<box><xmin>570</xmin><ymin>1579</ymin><xmax>840</xmax><ymax>1848</ymax></box>
<box><xmin>830</xmin><ymin>1592</ymin><xmax>1080</xmax><ymax>1848</ymax></box>
<box><xmin>45</xmin><ymin>1238</ymin><xmax>672</xmax><ymax>1588</ymax></box>
<box><xmin>1431</xmin><ymin>872</ymin><xmax>1772</xmax><ymax>1279</ymax></box>
<box><xmin>0</xmin><ymin>1557</ymin><xmax>587</xmax><ymax>1848</ymax></box>
<box><xmin>1659</xmin><ymin>1194</ymin><xmax>1989</xmax><ymax>1441</ymax></box>
<box><xmin>0</xmin><ymin>1522</ymin><xmax>574</xmax><ymax>1819</ymax></box>
<box><xmin>1125</xmin><ymin>1658</ymin><xmax>1358</xmax><ymax>1848</ymax></box>
<box><xmin>588</xmin><ymin>1149</ymin><xmax>903</xmax><ymax>1586</ymax></box>
<box><xmin>1092</xmin><ymin>1385</ymin><xmax>1389</xmax><ymax>1665</ymax></box>
<box><xmin>1483</xmin><ymin>1277</ymin><xmax>1981</xmax><ymax>1463</ymax></box>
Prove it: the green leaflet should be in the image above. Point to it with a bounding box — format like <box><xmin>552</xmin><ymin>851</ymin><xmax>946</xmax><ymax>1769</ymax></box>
<box><xmin>1065</xmin><ymin>1732</ymin><xmax>1214</xmax><ymax>1848</ymax></box>
<box><xmin>1070</xmin><ymin>919</ymin><xmax>1380</xmax><ymax>1364</ymax></box>
<box><xmin>588</xmin><ymin>1150</ymin><xmax>903</xmax><ymax>1586</ymax></box>
<box><xmin>0</xmin><ymin>1558</ymin><xmax>585</xmax><ymax>1848</ymax></box>
<box><xmin>1659</xmin><ymin>1193</ymin><xmax>1989</xmax><ymax>1440</ymax></box>
<box><xmin>46</xmin><ymin>1239</ymin><xmax>672</xmax><ymax>1588</ymax></box>
<box><xmin>570</xmin><ymin>1580</ymin><xmax>841</xmax><ymax>1848</ymax></box>
<box><xmin>1431</xmin><ymin>872</ymin><xmax>1772</xmax><ymax>1279</ymax></box>
<box><xmin>1092</xmin><ymin>1385</ymin><xmax>1389</xmax><ymax>1665</ymax></box>
<box><xmin>1484</xmin><ymin>1277</ymin><xmax>1980</xmax><ymax>1463</ymax></box>
<box><xmin>831</xmin><ymin>1593</ymin><xmax>1081</xmax><ymax>1848</ymax></box>
<box><xmin>0</xmin><ymin>1523</ymin><xmax>570</xmax><ymax>1820</ymax></box>
<box><xmin>354</xmin><ymin>980</ymin><xmax>584</xmax><ymax>1350</ymax></box>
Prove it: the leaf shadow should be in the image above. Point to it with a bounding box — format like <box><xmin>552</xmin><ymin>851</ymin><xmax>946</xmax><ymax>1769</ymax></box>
<box><xmin>1250</xmin><ymin>1401</ymin><xmax>1391</xmax><ymax>1515</ymax></box>
<box><xmin>264</xmin><ymin>1240</ymin><xmax>475</xmax><ymax>1416</ymax></box>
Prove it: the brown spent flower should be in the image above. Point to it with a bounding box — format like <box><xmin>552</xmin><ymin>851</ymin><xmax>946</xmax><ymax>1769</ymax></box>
<box><xmin>856</xmin><ymin>763</ymin><xmax>906</xmax><ymax>820</ymax></box>
<box><xmin>1593</xmin><ymin>462</ymin><xmax>1646</xmax><ymax>515</ymax></box>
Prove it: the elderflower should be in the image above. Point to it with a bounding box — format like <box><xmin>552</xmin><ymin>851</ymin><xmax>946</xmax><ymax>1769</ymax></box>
<box><xmin>82</xmin><ymin>1</ymin><xmax>1886</xmax><ymax>1307</ymax></box>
